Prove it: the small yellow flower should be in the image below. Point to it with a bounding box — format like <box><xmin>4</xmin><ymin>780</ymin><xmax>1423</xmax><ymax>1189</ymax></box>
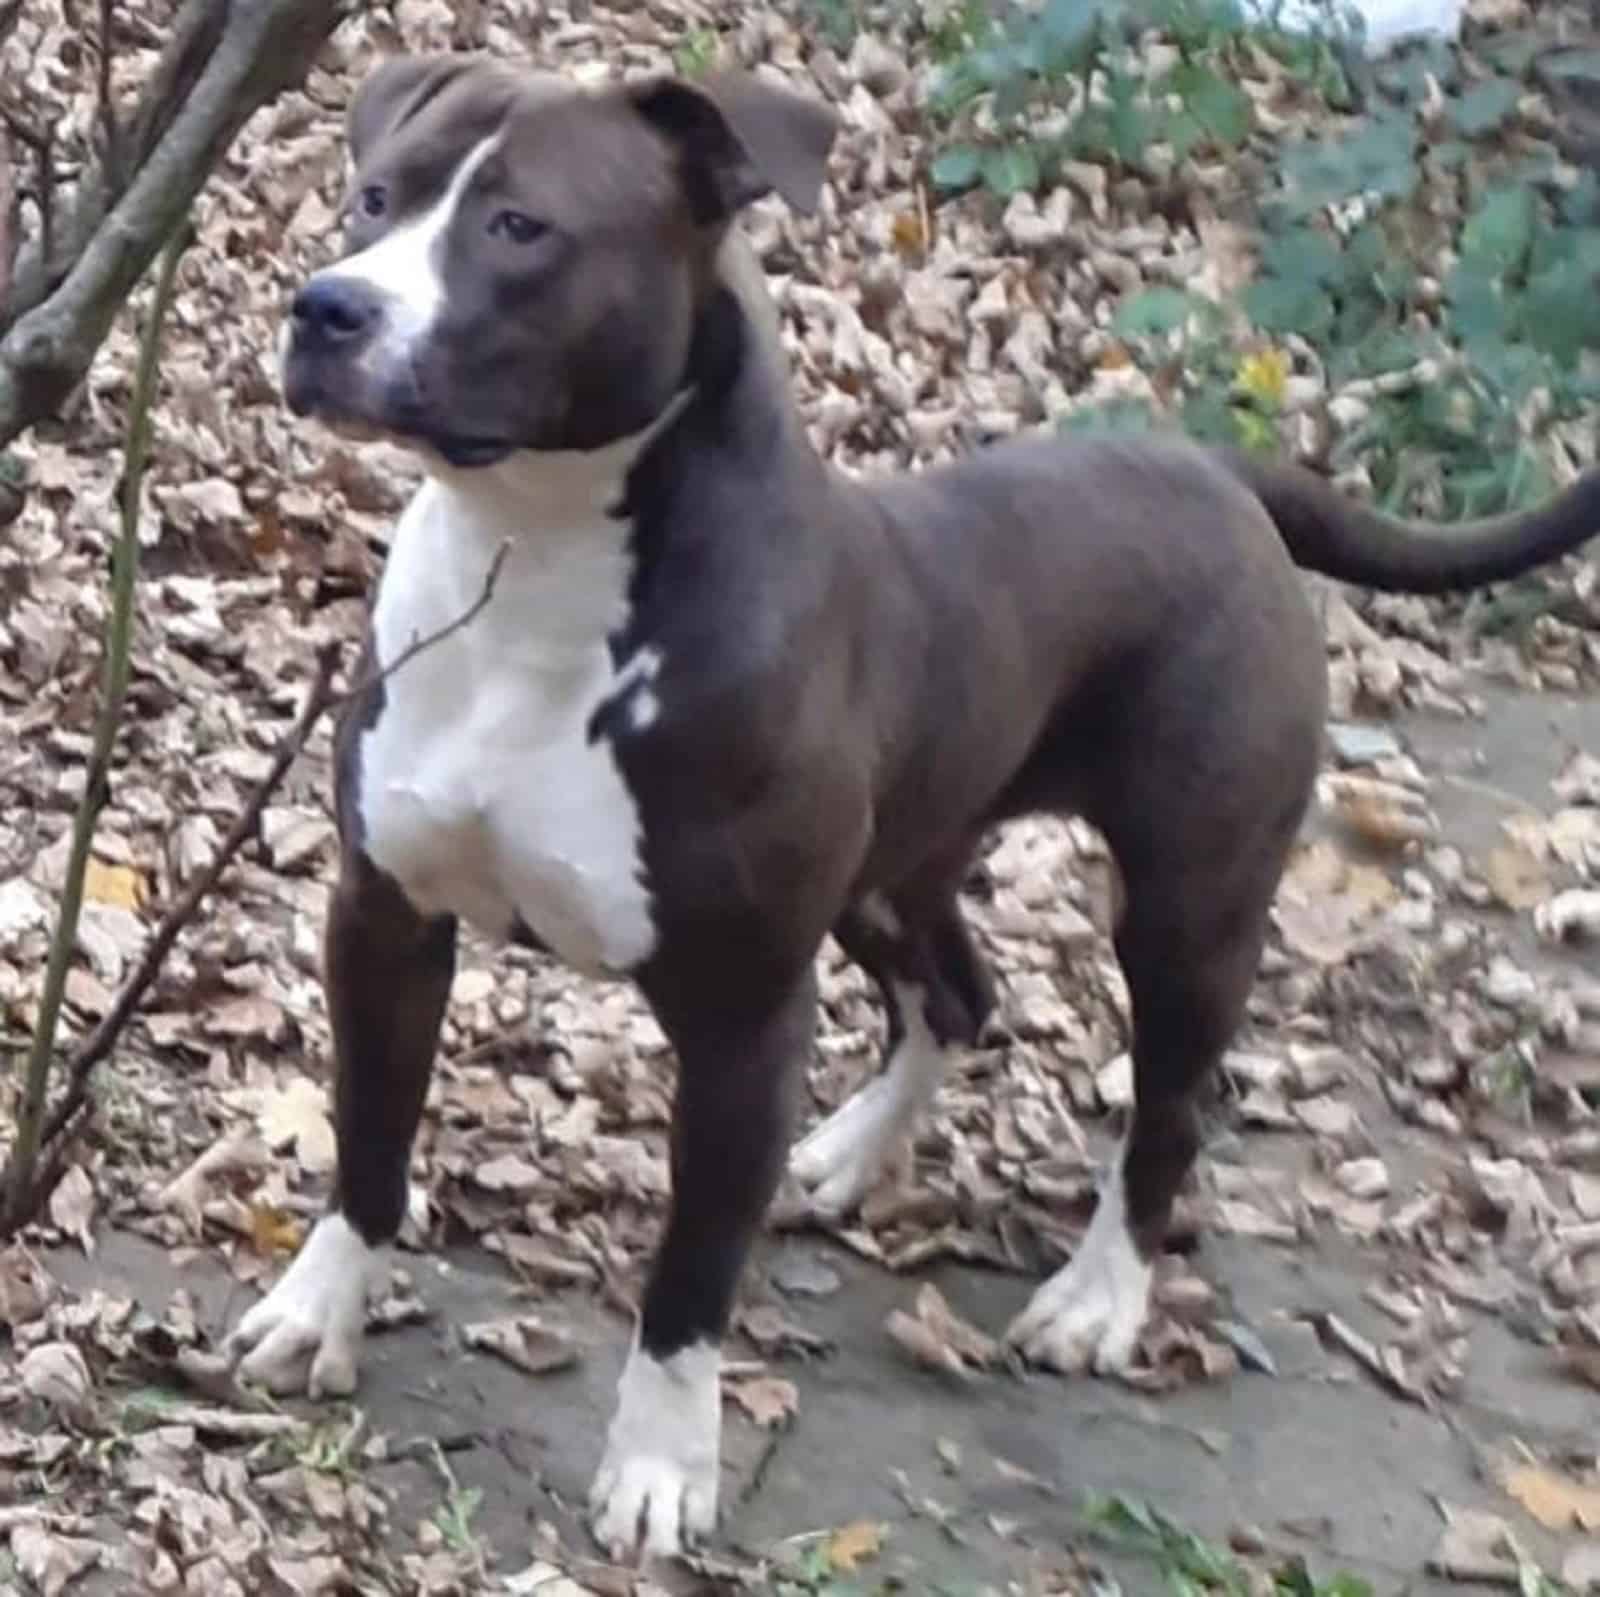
<box><xmin>1235</xmin><ymin>347</ymin><xmax>1290</xmax><ymax>409</ymax></box>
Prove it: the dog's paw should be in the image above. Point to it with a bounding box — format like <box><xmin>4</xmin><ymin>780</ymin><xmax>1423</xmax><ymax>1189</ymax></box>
<box><xmin>590</xmin><ymin>1341</ymin><xmax>720</xmax><ymax>1565</ymax></box>
<box><xmin>590</xmin><ymin>1448</ymin><xmax>717</xmax><ymax>1565</ymax></box>
<box><xmin>788</xmin><ymin>1073</ymin><xmax>913</xmax><ymax>1218</ymax></box>
<box><xmin>225</xmin><ymin>1213</ymin><xmax>375</xmax><ymax>1397</ymax></box>
<box><xmin>1006</xmin><ymin>1178</ymin><xmax>1152</xmax><ymax>1376</ymax></box>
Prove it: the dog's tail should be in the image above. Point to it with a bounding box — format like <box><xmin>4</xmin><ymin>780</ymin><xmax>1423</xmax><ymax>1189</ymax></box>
<box><xmin>1218</xmin><ymin>448</ymin><xmax>1600</xmax><ymax>595</ymax></box>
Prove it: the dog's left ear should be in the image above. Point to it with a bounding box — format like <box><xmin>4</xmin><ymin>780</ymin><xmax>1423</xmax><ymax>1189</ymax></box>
<box><xmin>626</xmin><ymin>71</ymin><xmax>839</xmax><ymax>223</ymax></box>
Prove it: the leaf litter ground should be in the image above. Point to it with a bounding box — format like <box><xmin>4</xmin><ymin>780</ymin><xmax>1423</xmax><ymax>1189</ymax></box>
<box><xmin>7</xmin><ymin>0</ymin><xmax>1600</xmax><ymax>1592</ymax></box>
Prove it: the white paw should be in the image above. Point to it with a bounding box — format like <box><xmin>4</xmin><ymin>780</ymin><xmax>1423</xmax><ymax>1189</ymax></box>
<box><xmin>1006</xmin><ymin>1165</ymin><xmax>1152</xmax><ymax>1375</ymax></box>
<box><xmin>589</xmin><ymin>1341</ymin><xmax>720</xmax><ymax>1565</ymax></box>
<box><xmin>789</xmin><ymin>1072</ymin><xmax>912</xmax><ymax>1218</ymax></box>
<box><xmin>789</xmin><ymin>985</ymin><xmax>949</xmax><ymax>1219</ymax></box>
<box><xmin>225</xmin><ymin>1214</ymin><xmax>376</xmax><ymax>1397</ymax></box>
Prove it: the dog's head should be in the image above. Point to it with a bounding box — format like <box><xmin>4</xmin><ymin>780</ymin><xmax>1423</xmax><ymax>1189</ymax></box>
<box><xmin>282</xmin><ymin>55</ymin><xmax>838</xmax><ymax>467</ymax></box>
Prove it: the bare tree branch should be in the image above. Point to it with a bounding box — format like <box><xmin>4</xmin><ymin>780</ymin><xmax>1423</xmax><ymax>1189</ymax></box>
<box><xmin>0</xmin><ymin>0</ymin><xmax>347</xmax><ymax>448</ymax></box>
<box><xmin>95</xmin><ymin>0</ymin><xmax>120</xmax><ymax>189</ymax></box>
<box><xmin>0</xmin><ymin>221</ymin><xmax>190</xmax><ymax>1231</ymax></box>
<box><xmin>30</xmin><ymin>640</ymin><xmax>344</xmax><ymax>1165</ymax></box>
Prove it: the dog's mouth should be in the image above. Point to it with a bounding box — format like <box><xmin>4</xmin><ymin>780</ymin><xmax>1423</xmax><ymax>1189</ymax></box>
<box><xmin>428</xmin><ymin>434</ymin><xmax>518</xmax><ymax>469</ymax></box>
<box><xmin>285</xmin><ymin>389</ymin><xmax>517</xmax><ymax>469</ymax></box>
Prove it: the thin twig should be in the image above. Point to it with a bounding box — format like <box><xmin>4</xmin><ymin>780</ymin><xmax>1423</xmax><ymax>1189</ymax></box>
<box><xmin>1</xmin><ymin>222</ymin><xmax>189</xmax><ymax>1229</ymax></box>
<box><xmin>34</xmin><ymin>640</ymin><xmax>341</xmax><ymax>1156</ymax></box>
<box><xmin>352</xmin><ymin>539</ymin><xmax>510</xmax><ymax>696</ymax></box>
<box><xmin>95</xmin><ymin>0</ymin><xmax>119</xmax><ymax>187</ymax></box>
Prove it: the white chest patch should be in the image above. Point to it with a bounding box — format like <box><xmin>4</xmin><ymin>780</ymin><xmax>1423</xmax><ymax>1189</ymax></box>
<box><xmin>357</xmin><ymin>435</ymin><xmax>666</xmax><ymax>975</ymax></box>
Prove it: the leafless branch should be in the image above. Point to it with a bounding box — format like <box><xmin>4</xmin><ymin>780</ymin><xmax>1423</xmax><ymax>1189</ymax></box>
<box><xmin>352</xmin><ymin>540</ymin><xmax>511</xmax><ymax>697</ymax></box>
<box><xmin>95</xmin><ymin>0</ymin><xmax>120</xmax><ymax>188</ymax></box>
<box><xmin>0</xmin><ymin>0</ymin><xmax>346</xmax><ymax>448</ymax></box>
<box><xmin>31</xmin><ymin>641</ymin><xmax>344</xmax><ymax>1161</ymax></box>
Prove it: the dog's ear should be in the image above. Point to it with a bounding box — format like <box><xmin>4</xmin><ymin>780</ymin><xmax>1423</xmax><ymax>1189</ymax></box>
<box><xmin>626</xmin><ymin>71</ymin><xmax>839</xmax><ymax>223</ymax></box>
<box><xmin>347</xmin><ymin>54</ymin><xmax>478</xmax><ymax>165</ymax></box>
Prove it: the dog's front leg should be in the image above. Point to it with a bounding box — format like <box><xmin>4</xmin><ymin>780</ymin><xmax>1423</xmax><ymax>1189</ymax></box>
<box><xmin>226</xmin><ymin>857</ymin><xmax>456</xmax><ymax>1396</ymax></box>
<box><xmin>590</xmin><ymin>970</ymin><xmax>816</xmax><ymax>1565</ymax></box>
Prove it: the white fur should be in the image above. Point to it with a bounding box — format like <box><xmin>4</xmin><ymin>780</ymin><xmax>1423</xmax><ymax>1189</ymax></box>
<box><xmin>226</xmin><ymin>1214</ymin><xmax>377</xmax><ymax>1396</ymax></box>
<box><xmin>790</xmin><ymin>981</ymin><xmax>950</xmax><ymax>1216</ymax></box>
<box><xmin>357</xmin><ymin>412</ymin><xmax>687</xmax><ymax>973</ymax></box>
<box><xmin>320</xmin><ymin>136</ymin><xmax>499</xmax><ymax>371</ymax></box>
<box><xmin>591</xmin><ymin>1338</ymin><xmax>721</xmax><ymax>1563</ymax></box>
<box><xmin>1006</xmin><ymin>1147</ymin><xmax>1153</xmax><ymax>1374</ymax></box>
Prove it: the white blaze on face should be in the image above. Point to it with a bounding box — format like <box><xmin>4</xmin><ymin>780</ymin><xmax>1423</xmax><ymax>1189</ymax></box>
<box><xmin>313</xmin><ymin>135</ymin><xmax>501</xmax><ymax>372</ymax></box>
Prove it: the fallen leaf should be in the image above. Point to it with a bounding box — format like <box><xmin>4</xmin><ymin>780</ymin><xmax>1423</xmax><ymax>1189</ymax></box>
<box><xmin>1274</xmin><ymin>840</ymin><xmax>1398</xmax><ymax>965</ymax></box>
<box><xmin>20</xmin><ymin>1341</ymin><xmax>93</xmax><ymax>1421</ymax></box>
<box><xmin>884</xmin><ymin>1283</ymin><xmax>998</xmax><ymax>1379</ymax></box>
<box><xmin>1501</xmin><ymin>1462</ymin><xmax>1600</xmax><ymax>1531</ymax></box>
<box><xmin>11</xmin><ymin>1524</ymin><xmax>102</xmax><ymax>1597</ymax></box>
<box><xmin>1427</xmin><ymin>1505</ymin><xmax>1523</xmax><ymax>1584</ymax></box>
<box><xmin>460</xmin><ymin>1316</ymin><xmax>579</xmax><ymax>1376</ymax></box>
<box><xmin>825</xmin><ymin>1520</ymin><xmax>884</xmax><ymax>1573</ymax></box>
<box><xmin>47</xmin><ymin>1166</ymin><xmax>94</xmax><ymax>1252</ymax></box>
<box><xmin>474</xmin><ymin>1153</ymin><xmax>544</xmax><ymax>1196</ymax></box>
<box><xmin>725</xmin><ymin>1372</ymin><xmax>798</xmax><ymax>1429</ymax></box>
<box><xmin>255</xmin><ymin>1076</ymin><xmax>336</xmax><ymax>1172</ymax></box>
<box><xmin>83</xmin><ymin>856</ymin><xmax>146</xmax><ymax>911</ymax></box>
<box><xmin>1483</xmin><ymin>843</ymin><xmax>1550</xmax><ymax>911</ymax></box>
<box><xmin>247</xmin><ymin>1202</ymin><xmax>304</xmax><ymax>1257</ymax></box>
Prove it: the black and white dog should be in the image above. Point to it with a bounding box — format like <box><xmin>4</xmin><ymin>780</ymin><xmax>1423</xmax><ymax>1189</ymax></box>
<box><xmin>226</xmin><ymin>53</ymin><xmax>1600</xmax><ymax>1563</ymax></box>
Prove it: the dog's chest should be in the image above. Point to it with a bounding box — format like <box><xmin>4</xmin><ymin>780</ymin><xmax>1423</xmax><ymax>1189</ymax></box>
<box><xmin>355</xmin><ymin>483</ymin><xmax>657</xmax><ymax>975</ymax></box>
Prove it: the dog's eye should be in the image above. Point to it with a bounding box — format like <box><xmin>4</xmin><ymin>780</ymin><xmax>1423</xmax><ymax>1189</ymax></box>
<box><xmin>357</xmin><ymin>184</ymin><xmax>388</xmax><ymax>219</ymax></box>
<box><xmin>488</xmin><ymin>209</ymin><xmax>548</xmax><ymax>245</ymax></box>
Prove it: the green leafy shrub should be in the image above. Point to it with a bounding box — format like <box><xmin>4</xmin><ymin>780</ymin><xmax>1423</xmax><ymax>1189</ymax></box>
<box><xmin>904</xmin><ymin>0</ymin><xmax>1600</xmax><ymax>515</ymax></box>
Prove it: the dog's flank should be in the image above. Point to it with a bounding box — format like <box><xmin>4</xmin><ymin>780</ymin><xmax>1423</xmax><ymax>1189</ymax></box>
<box><xmin>232</xmin><ymin>49</ymin><xmax>1600</xmax><ymax>1572</ymax></box>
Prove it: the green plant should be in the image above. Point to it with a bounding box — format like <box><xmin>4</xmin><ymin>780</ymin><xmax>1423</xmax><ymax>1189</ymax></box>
<box><xmin>674</xmin><ymin>24</ymin><xmax>722</xmax><ymax>77</ymax></box>
<box><xmin>1084</xmin><ymin>1493</ymin><xmax>1374</xmax><ymax>1596</ymax></box>
<box><xmin>915</xmin><ymin>0</ymin><xmax>1600</xmax><ymax>518</ymax></box>
<box><xmin>926</xmin><ymin>0</ymin><xmax>1322</xmax><ymax>197</ymax></box>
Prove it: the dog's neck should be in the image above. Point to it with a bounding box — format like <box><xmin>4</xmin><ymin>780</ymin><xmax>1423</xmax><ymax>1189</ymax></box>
<box><xmin>406</xmin><ymin>234</ymin><xmax>809</xmax><ymax>664</ymax></box>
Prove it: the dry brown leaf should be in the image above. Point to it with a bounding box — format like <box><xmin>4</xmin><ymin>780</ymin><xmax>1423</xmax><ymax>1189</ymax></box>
<box><xmin>1483</xmin><ymin>842</ymin><xmax>1551</xmax><ymax>911</ymax></box>
<box><xmin>82</xmin><ymin>856</ymin><xmax>146</xmax><ymax>911</ymax></box>
<box><xmin>255</xmin><ymin>1077</ymin><xmax>336</xmax><ymax>1172</ymax></box>
<box><xmin>247</xmin><ymin>1202</ymin><xmax>305</xmax><ymax>1258</ymax></box>
<box><xmin>20</xmin><ymin>1341</ymin><xmax>93</xmax><ymax>1421</ymax></box>
<box><xmin>47</xmin><ymin>1166</ymin><xmax>94</xmax><ymax>1251</ymax></box>
<box><xmin>824</xmin><ymin>1520</ymin><xmax>884</xmax><ymax>1573</ymax></box>
<box><xmin>0</xmin><ymin>1245</ymin><xmax>54</xmax><ymax>1328</ymax></box>
<box><xmin>11</xmin><ymin>1523</ymin><xmax>103</xmax><ymax>1597</ymax></box>
<box><xmin>725</xmin><ymin>1372</ymin><xmax>799</xmax><ymax>1429</ymax></box>
<box><xmin>1500</xmin><ymin>1462</ymin><xmax>1600</xmax><ymax>1531</ymax></box>
<box><xmin>1273</xmin><ymin>840</ymin><xmax>1398</xmax><ymax>965</ymax></box>
<box><xmin>460</xmin><ymin>1316</ymin><xmax>579</xmax><ymax>1377</ymax></box>
<box><xmin>1427</xmin><ymin>1505</ymin><xmax>1523</xmax><ymax>1583</ymax></box>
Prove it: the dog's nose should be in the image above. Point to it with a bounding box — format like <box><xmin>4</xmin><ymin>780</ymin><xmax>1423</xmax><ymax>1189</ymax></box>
<box><xmin>290</xmin><ymin>277</ymin><xmax>380</xmax><ymax>347</ymax></box>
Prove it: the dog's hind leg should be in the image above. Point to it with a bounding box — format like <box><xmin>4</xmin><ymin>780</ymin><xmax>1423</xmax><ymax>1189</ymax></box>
<box><xmin>1007</xmin><ymin>814</ymin><xmax>1296</xmax><ymax>1374</ymax></box>
<box><xmin>790</xmin><ymin>866</ymin><xmax>995</xmax><ymax>1218</ymax></box>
